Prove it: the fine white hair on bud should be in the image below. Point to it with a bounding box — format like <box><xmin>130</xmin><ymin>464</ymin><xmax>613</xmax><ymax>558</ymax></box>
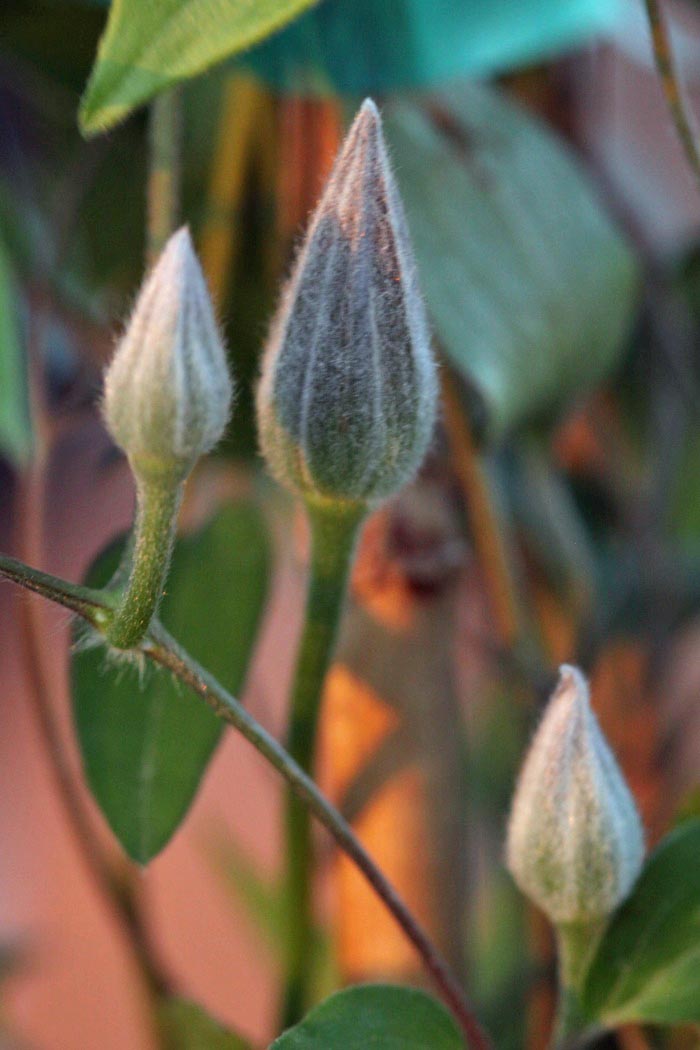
<box><xmin>103</xmin><ymin>226</ymin><xmax>233</xmax><ymax>480</ymax></box>
<box><xmin>256</xmin><ymin>97</ymin><xmax>438</xmax><ymax>509</ymax></box>
<box><xmin>506</xmin><ymin>665</ymin><xmax>645</xmax><ymax>925</ymax></box>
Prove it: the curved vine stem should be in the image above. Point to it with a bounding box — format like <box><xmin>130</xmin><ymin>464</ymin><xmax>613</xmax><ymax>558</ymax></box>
<box><xmin>144</xmin><ymin>622</ymin><xmax>492</xmax><ymax>1050</ymax></box>
<box><xmin>0</xmin><ymin>552</ymin><xmax>492</xmax><ymax>1050</ymax></box>
<box><xmin>644</xmin><ymin>0</ymin><xmax>700</xmax><ymax>193</ymax></box>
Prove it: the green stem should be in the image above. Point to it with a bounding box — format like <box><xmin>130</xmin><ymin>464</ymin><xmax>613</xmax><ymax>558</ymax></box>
<box><xmin>552</xmin><ymin>921</ymin><xmax>604</xmax><ymax>1049</ymax></box>
<box><xmin>147</xmin><ymin>87</ymin><xmax>182</xmax><ymax>265</ymax></box>
<box><xmin>105</xmin><ymin>474</ymin><xmax>183</xmax><ymax>650</ymax></box>
<box><xmin>0</xmin><ymin>550</ymin><xmax>108</xmax><ymax>623</ymax></box>
<box><xmin>282</xmin><ymin>502</ymin><xmax>363</xmax><ymax>1027</ymax></box>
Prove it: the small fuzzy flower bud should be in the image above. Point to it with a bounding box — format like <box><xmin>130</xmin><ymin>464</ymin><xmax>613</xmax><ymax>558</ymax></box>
<box><xmin>506</xmin><ymin>665</ymin><xmax>644</xmax><ymax>925</ymax></box>
<box><xmin>103</xmin><ymin>226</ymin><xmax>232</xmax><ymax>481</ymax></box>
<box><xmin>256</xmin><ymin>98</ymin><xmax>437</xmax><ymax>509</ymax></box>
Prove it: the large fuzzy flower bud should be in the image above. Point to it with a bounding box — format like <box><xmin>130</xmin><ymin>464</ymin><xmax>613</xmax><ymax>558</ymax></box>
<box><xmin>506</xmin><ymin>665</ymin><xmax>644</xmax><ymax>925</ymax></box>
<box><xmin>103</xmin><ymin>227</ymin><xmax>232</xmax><ymax>482</ymax></box>
<box><xmin>256</xmin><ymin>98</ymin><xmax>437</xmax><ymax>509</ymax></box>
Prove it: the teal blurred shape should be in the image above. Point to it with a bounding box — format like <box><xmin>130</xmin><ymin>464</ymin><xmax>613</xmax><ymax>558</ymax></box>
<box><xmin>243</xmin><ymin>0</ymin><xmax>623</xmax><ymax>93</ymax></box>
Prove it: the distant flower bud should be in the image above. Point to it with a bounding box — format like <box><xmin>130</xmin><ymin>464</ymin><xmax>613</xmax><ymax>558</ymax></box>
<box><xmin>103</xmin><ymin>227</ymin><xmax>232</xmax><ymax>481</ymax></box>
<box><xmin>256</xmin><ymin>98</ymin><xmax>437</xmax><ymax>509</ymax></box>
<box><xmin>506</xmin><ymin>665</ymin><xmax>644</xmax><ymax>925</ymax></box>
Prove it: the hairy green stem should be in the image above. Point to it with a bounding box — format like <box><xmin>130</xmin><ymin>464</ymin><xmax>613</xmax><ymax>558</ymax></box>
<box><xmin>644</xmin><ymin>0</ymin><xmax>700</xmax><ymax>195</ymax></box>
<box><xmin>105</xmin><ymin>474</ymin><xmax>183</xmax><ymax>650</ymax></box>
<box><xmin>0</xmin><ymin>552</ymin><xmax>493</xmax><ymax>1050</ymax></box>
<box><xmin>552</xmin><ymin>921</ymin><xmax>604</xmax><ymax>1049</ymax></box>
<box><xmin>0</xmin><ymin>550</ymin><xmax>108</xmax><ymax>622</ymax></box>
<box><xmin>147</xmin><ymin>87</ymin><xmax>183</xmax><ymax>265</ymax></box>
<box><xmin>282</xmin><ymin>502</ymin><xmax>363</xmax><ymax>1026</ymax></box>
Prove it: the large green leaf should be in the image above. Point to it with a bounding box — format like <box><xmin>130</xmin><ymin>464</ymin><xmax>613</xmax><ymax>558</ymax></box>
<box><xmin>158</xmin><ymin>998</ymin><xmax>252</xmax><ymax>1048</ymax></box>
<box><xmin>79</xmin><ymin>0</ymin><xmax>322</xmax><ymax>135</ymax></box>
<box><xmin>270</xmin><ymin>985</ymin><xmax>465</xmax><ymax>1049</ymax></box>
<box><xmin>0</xmin><ymin>235</ymin><xmax>31</xmax><ymax>467</ymax></box>
<box><xmin>72</xmin><ymin>501</ymin><xmax>269</xmax><ymax>863</ymax></box>
<box><xmin>583</xmin><ymin>820</ymin><xmax>700</xmax><ymax>1025</ymax></box>
<box><xmin>245</xmin><ymin>0</ymin><xmax>621</xmax><ymax>95</ymax></box>
<box><xmin>384</xmin><ymin>84</ymin><xmax>639</xmax><ymax>440</ymax></box>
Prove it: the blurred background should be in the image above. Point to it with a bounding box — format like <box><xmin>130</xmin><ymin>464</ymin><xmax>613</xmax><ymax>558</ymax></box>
<box><xmin>2</xmin><ymin>0</ymin><xmax>700</xmax><ymax>1047</ymax></box>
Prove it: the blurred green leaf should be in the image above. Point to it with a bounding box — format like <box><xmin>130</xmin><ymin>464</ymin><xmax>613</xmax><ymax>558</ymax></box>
<box><xmin>511</xmin><ymin>445</ymin><xmax>597</xmax><ymax>603</ymax></box>
<box><xmin>245</xmin><ymin>0</ymin><xmax>622</xmax><ymax>95</ymax></box>
<box><xmin>583</xmin><ymin>820</ymin><xmax>700</xmax><ymax>1025</ymax></box>
<box><xmin>384</xmin><ymin>84</ymin><xmax>639</xmax><ymax>440</ymax></box>
<box><xmin>72</xmin><ymin>501</ymin><xmax>269</xmax><ymax>863</ymax></box>
<box><xmin>213</xmin><ymin>835</ymin><xmax>339</xmax><ymax>999</ymax></box>
<box><xmin>269</xmin><ymin>985</ymin><xmax>465</xmax><ymax>1049</ymax></box>
<box><xmin>158</xmin><ymin>998</ymin><xmax>252</xmax><ymax>1048</ymax></box>
<box><xmin>0</xmin><ymin>236</ymin><xmax>32</xmax><ymax>466</ymax></box>
<box><xmin>674</xmin><ymin>787</ymin><xmax>700</xmax><ymax>825</ymax></box>
<box><xmin>669</xmin><ymin>430</ymin><xmax>700</xmax><ymax>544</ymax></box>
<box><xmin>4</xmin><ymin>3</ymin><xmax>106</xmax><ymax>95</ymax></box>
<box><xmin>1</xmin><ymin>4</ymin><xmax>146</xmax><ymax>307</ymax></box>
<box><xmin>79</xmin><ymin>0</ymin><xmax>322</xmax><ymax>135</ymax></box>
<box><xmin>214</xmin><ymin>836</ymin><xmax>286</xmax><ymax>952</ymax></box>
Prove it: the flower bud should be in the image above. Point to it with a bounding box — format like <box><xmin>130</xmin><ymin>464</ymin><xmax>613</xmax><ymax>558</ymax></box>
<box><xmin>103</xmin><ymin>226</ymin><xmax>232</xmax><ymax>481</ymax></box>
<box><xmin>506</xmin><ymin>665</ymin><xmax>644</xmax><ymax>925</ymax></box>
<box><xmin>256</xmin><ymin>98</ymin><xmax>437</xmax><ymax>509</ymax></box>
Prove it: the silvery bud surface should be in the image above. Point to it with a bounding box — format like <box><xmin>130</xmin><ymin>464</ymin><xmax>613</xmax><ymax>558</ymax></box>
<box><xmin>506</xmin><ymin>665</ymin><xmax>644</xmax><ymax>925</ymax></box>
<box><xmin>103</xmin><ymin>226</ymin><xmax>232</xmax><ymax>481</ymax></box>
<box><xmin>256</xmin><ymin>98</ymin><xmax>438</xmax><ymax>509</ymax></box>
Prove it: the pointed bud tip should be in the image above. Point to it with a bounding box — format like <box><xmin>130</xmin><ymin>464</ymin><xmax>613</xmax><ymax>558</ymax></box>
<box><xmin>554</xmin><ymin>663</ymin><xmax>589</xmax><ymax>708</ymax></box>
<box><xmin>103</xmin><ymin>229</ymin><xmax>233</xmax><ymax>481</ymax></box>
<box><xmin>358</xmin><ymin>97</ymin><xmax>381</xmax><ymax>124</ymax></box>
<box><xmin>165</xmin><ymin>224</ymin><xmax>192</xmax><ymax>249</ymax></box>
<box><xmin>506</xmin><ymin>663</ymin><xmax>645</xmax><ymax>925</ymax></box>
<box><xmin>154</xmin><ymin>226</ymin><xmax>195</xmax><ymax>280</ymax></box>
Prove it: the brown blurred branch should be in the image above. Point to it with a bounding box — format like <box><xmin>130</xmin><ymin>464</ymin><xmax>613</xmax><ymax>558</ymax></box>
<box><xmin>644</xmin><ymin>0</ymin><xmax>700</xmax><ymax>195</ymax></box>
<box><xmin>441</xmin><ymin>371</ymin><xmax>520</xmax><ymax>648</ymax></box>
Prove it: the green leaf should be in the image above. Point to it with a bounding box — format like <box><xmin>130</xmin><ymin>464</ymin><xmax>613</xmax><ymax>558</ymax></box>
<box><xmin>269</xmin><ymin>984</ymin><xmax>465</xmax><ymax>1049</ymax></box>
<box><xmin>583</xmin><ymin>820</ymin><xmax>700</xmax><ymax>1025</ymax></box>
<box><xmin>72</xmin><ymin>501</ymin><xmax>269</xmax><ymax>863</ymax></box>
<box><xmin>383</xmin><ymin>84</ymin><xmax>640</xmax><ymax>440</ymax></box>
<box><xmin>213</xmin><ymin>836</ymin><xmax>287</xmax><ymax>953</ymax></box>
<box><xmin>244</xmin><ymin>0</ymin><xmax>622</xmax><ymax>95</ymax></box>
<box><xmin>79</xmin><ymin>0</ymin><xmax>322</xmax><ymax>135</ymax></box>
<box><xmin>158</xmin><ymin>998</ymin><xmax>252</xmax><ymax>1048</ymax></box>
<box><xmin>0</xmin><ymin>235</ymin><xmax>31</xmax><ymax>466</ymax></box>
<box><xmin>212</xmin><ymin>836</ymin><xmax>339</xmax><ymax>999</ymax></box>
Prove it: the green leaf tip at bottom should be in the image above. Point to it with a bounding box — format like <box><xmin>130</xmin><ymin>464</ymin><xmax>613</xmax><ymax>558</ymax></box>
<box><xmin>78</xmin><ymin>0</ymin><xmax>323</xmax><ymax>136</ymax></box>
<box><xmin>72</xmin><ymin>501</ymin><xmax>270</xmax><ymax>863</ymax></box>
<box><xmin>270</xmin><ymin>984</ymin><xmax>466</xmax><ymax>1049</ymax></box>
<box><xmin>158</xmin><ymin>997</ymin><xmax>252</xmax><ymax>1048</ymax></box>
<box><xmin>582</xmin><ymin>819</ymin><xmax>700</xmax><ymax>1026</ymax></box>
